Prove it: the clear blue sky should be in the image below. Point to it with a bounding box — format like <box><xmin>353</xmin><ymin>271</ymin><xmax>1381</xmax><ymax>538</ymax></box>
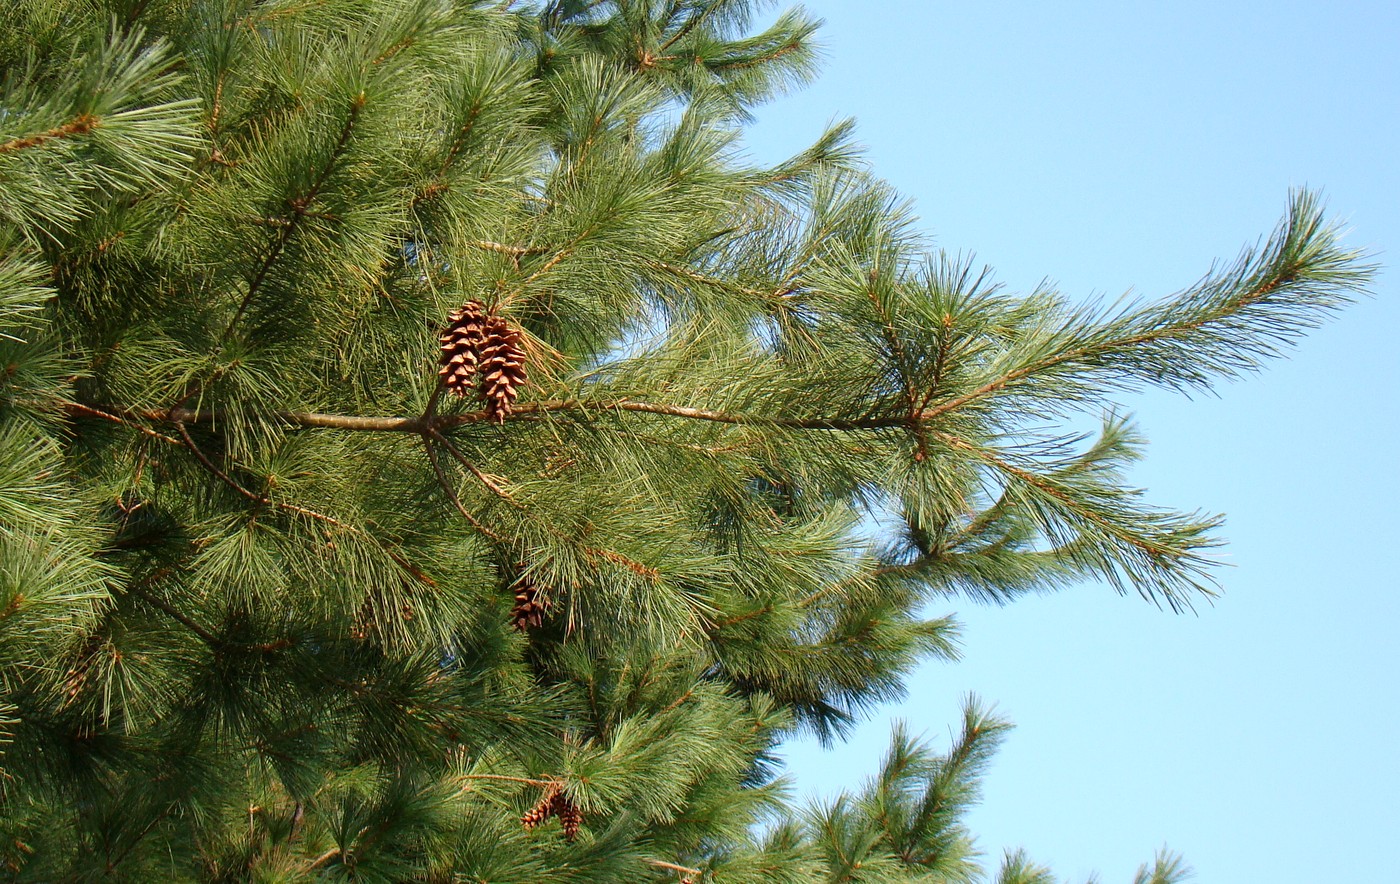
<box><xmin>743</xmin><ymin>2</ymin><xmax>1399</xmax><ymax>880</ymax></box>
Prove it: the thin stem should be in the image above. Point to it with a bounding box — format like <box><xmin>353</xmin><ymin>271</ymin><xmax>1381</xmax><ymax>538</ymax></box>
<box><xmin>469</xmin><ymin>240</ymin><xmax>550</xmax><ymax>258</ymax></box>
<box><xmin>430</xmin><ymin>428</ymin><xmax>520</xmax><ymax>506</ymax></box>
<box><xmin>169</xmin><ymin>416</ymin><xmax>438</xmax><ymax>587</ymax></box>
<box><xmin>421</xmin><ymin>434</ymin><xmax>506</xmax><ymax>542</ymax></box>
<box><xmin>222</xmin><ymin>95</ymin><xmax>363</xmax><ymax>345</ymax></box>
<box><xmin>64</xmin><ymin>401</ymin><xmax>182</xmax><ymax>444</ymax></box>
<box><xmin>306</xmin><ymin>847</ymin><xmax>341</xmax><ymax>871</ymax></box>
<box><xmin>124</xmin><ymin>576</ymin><xmax>221</xmax><ymax>649</ymax></box>
<box><xmin>454</xmin><ymin>773</ymin><xmax>554</xmax><ymax>788</ymax></box>
<box><xmin>919</xmin><ymin>271</ymin><xmax>1296</xmax><ymax>423</ymax></box>
<box><xmin>173</xmin><ymin>420</ymin><xmax>264</xmax><ymax>505</ymax></box>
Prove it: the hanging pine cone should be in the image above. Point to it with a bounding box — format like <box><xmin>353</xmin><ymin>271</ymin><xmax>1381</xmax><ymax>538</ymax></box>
<box><xmin>552</xmin><ymin>790</ymin><xmax>583</xmax><ymax>842</ymax></box>
<box><xmin>511</xmin><ymin>576</ymin><xmax>548</xmax><ymax>632</ymax></box>
<box><xmin>522</xmin><ymin>782</ymin><xmax>562</xmax><ymax>829</ymax></box>
<box><xmin>438</xmin><ymin>300</ymin><xmax>487</xmax><ymax>397</ymax></box>
<box><xmin>478</xmin><ymin>314</ymin><xmax>527</xmax><ymax>421</ymax></box>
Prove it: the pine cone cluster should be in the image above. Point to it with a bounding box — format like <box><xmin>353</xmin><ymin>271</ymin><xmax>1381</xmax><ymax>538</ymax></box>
<box><xmin>511</xmin><ymin>576</ymin><xmax>548</xmax><ymax>632</ymax></box>
<box><xmin>437</xmin><ymin>302</ymin><xmax>528</xmax><ymax>419</ymax></box>
<box><xmin>521</xmin><ymin>782</ymin><xmax>583</xmax><ymax>841</ymax></box>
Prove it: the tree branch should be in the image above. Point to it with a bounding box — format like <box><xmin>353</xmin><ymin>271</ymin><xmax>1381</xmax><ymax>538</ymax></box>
<box><xmin>646</xmin><ymin>858</ymin><xmax>704</xmax><ymax>876</ymax></box>
<box><xmin>0</xmin><ymin>114</ymin><xmax>98</xmax><ymax>155</ymax></box>
<box><xmin>122</xmin><ymin>573</ymin><xmax>221</xmax><ymax>649</ymax></box>
<box><xmin>918</xmin><ymin>266</ymin><xmax>1302</xmax><ymax>423</ymax></box>
<box><xmin>165</xmin><ymin>417</ymin><xmax>438</xmax><ymax>587</ymax></box>
<box><xmin>468</xmin><ymin>239</ymin><xmax>550</xmax><ymax>258</ymax></box>
<box><xmin>421</xmin><ymin>434</ymin><xmax>506</xmax><ymax>542</ymax></box>
<box><xmin>430</xmin><ymin>428</ymin><xmax>520</xmax><ymax>506</ymax></box>
<box><xmin>110</xmin><ymin>401</ymin><xmax>911</xmax><ymax>432</ymax></box>
<box><xmin>453</xmin><ymin>773</ymin><xmax>555</xmax><ymax>789</ymax></box>
<box><xmin>222</xmin><ymin>95</ymin><xmax>363</xmax><ymax>344</ymax></box>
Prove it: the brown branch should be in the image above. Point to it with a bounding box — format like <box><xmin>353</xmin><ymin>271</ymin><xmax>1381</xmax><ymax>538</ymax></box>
<box><xmin>918</xmin><ymin>311</ymin><xmax>957</xmax><ymax>414</ymax></box>
<box><xmin>168</xmin><ymin>416</ymin><xmax>437</xmax><ymax>587</ymax></box>
<box><xmin>430</xmin><ymin>429</ymin><xmax>520</xmax><ymax>506</ymax></box>
<box><xmin>173</xmin><ymin>420</ymin><xmax>264</xmax><ymax>505</ymax></box>
<box><xmin>64</xmin><ymin>401</ymin><xmax>182</xmax><ymax>445</ymax></box>
<box><xmin>306</xmin><ymin>847</ymin><xmax>341</xmax><ymax>871</ymax></box>
<box><xmin>121</xmin><ymin>569</ymin><xmax>296</xmax><ymax>653</ymax></box>
<box><xmin>710</xmin><ymin>40</ymin><xmax>803</xmax><ymax>72</ymax></box>
<box><xmin>453</xmin><ymin>773</ymin><xmax>555</xmax><ymax>788</ymax></box>
<box><xmin>658</xmin><ymin>4</ymin><xmax>712</xmax><ymax>51</ymax></box>
<box><xmin>583</xmin><ymin>545</ymin><xmax>659</xmax><ymax>580</ymax></box>
<box><xmin>0</xmin><ymin>114</ymin><xmax>98</xmax><ymax>155</ymax></box>
<box><xmin>863</xmin><ymin>274</ymin><xmax>928</xmax><ymax>459</ymax></box>
<box><xmin>467</xmin><ymin>240</ymin><xmax>550</xmax><ymax>258</ymax></box>
<box><xmin>521</xmin><ymin>244</ymin><xmax>576</xmax><ymax>286</ymax></box>
<box><xmin>122</xmin><ymin>572</ymin><xmax>221</xmax><ymax>649</ymax></box>
<box><xmin>422</xmin><ymin>434</ymin><xmax>506</xmax><ymax>542</ymax></box>
<box><xmin>438</xmin><ymin>103</ymin><xmax>483</xmax><ymax>175</ymax></box>
<box><xmin>80</xmin><ymin>399</ymin><xmax>914</xmax><ymax>434</ymax></box>
<box><xmin>658</xmin><ymin>689</ymin><xmax>694</xmax><ymax>715</ymax></box>
<box><xmin>647</xmin><ymin>260</ymin><xmax>768</xmax><ymax>299</ymax></box>
<box><xmin>708</xmin><ymin>604</ymin><xmax>774</xmax><ymax>628</ymax></box>
<box><xmin>646</xmin><ymin>858</ymin><xmax>704</xmax><ymax>876</ymax></box>
<box><xmin>931</xmin><ymin>430</ymin><xmax>1187</xmax><ymax>562</ymax></box>
<box><xmin>428</xmin><ymin>429</ymin><xmax>656</xmax><ymax>580</ymax></box>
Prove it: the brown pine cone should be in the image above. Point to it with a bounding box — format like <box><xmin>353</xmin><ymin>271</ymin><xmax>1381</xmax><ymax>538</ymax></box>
<box><xmin>438</xmin><ymin>301</ymin><xmax>487</xmax><ymax>397</ymax></box>
<box><xmin>511</xmin><ymin>576</ymin><xmax>548</xmax><ymax>632</ymax></box>
<box><xmin>478</xmin><ymin>314</ymin><xmax>527</xmax><ymax>421</ymax></box>
<box><xmin>552</xmin><ymin>791</ymin><xmax>583</xmax><ymax>842</ymax></box>
<box><xmin>522</xmin><ymin>782</ymin><xmax>562</xmax><ymax>829</ymax></box>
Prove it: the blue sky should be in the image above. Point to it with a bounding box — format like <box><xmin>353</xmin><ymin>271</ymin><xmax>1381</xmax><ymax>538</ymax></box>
<box><xmin>744</xmin><ymin>2</ymin><xmax>1400</xmax><ymax>880</ymax></box>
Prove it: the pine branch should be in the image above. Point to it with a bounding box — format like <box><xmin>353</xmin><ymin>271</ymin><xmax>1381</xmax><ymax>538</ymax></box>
<box><xmin>163</xmin><ymin>418</ymin><xmax>438</xmax><ymax>588</ymax></box>
<box><xmin>0</xmin><ymin>114</ymin><xmax>99</xmax><ymax>155</ymax></box>
<box><xmin>91</xmin><ymin>401</ymin><xmax>911</xmax><ymax>432</ymax></box>
<box><xmin>932</xmin><ymin>430</ymin><xmax>1217</xmax><ymax>609</ymax></box>
<box><xmin>221</xmin><ymin>94</ymin><xmax>365</xmax><ymax>345</ymax></box>
<box><xmin>469</xmin><ymin>240</ymin><xmax>551</xmax><ymax>258</ymax></box>
<box><xmin>421</xmin><ymin>433</ymin><xmax>507</xmax><ymax>542</ymax></box>
<box><xmin>647</xmin><ymin>259</ymin><xmax>770</xmax><ymax>299</ymax></box>
<box><xmin>64</xmin><ymin>401</ymin><xmax>182</xmax><ymax>445</ymax></box>
<box><xmin>922</xmin><ymin>192</ymin><xmax>1370</xmax><ymax>419</ymax></box>
<box><xmin>453</xmin><ymin>773</ymin><xmax>555</xmax><ymax>789</ymax></box>
<box><xmin>428</xmin><ymin>429</ymin><xmax>659</xmax><ymax>580</ymax></box>
<box><xmin>122</xmin><ymin>571</ymin><xmax>220</xmax><ymax>649</ymax></box>
<box><xmin>430</xmin><ymin>428</ymin><xmax>520</xmax><ymax>506</ymax></box>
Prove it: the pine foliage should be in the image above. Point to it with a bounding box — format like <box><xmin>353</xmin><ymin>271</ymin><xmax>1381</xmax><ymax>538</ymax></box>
<box><xmin>0</xmin><ymin>0</ymin><xmax>1370</xmax><ymax>880</ymax></box>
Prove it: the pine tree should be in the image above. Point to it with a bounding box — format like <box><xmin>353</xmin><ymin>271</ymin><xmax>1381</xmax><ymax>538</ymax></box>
<box><xmin>0</xmin><ymin>1</ymin><xmax>1370</xmax><ymax>881</ymax></box>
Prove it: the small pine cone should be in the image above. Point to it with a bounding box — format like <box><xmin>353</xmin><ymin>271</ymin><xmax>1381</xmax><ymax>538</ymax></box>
<box><xmin>552</xmin><ymin>792</ymin><xmax>583</xmax><ymax>842</ymax></box>
<box><xmin>62</xmin><ymin>663</ymin><xmax>88</xmax><ymax>703</ymax></box>
<box><xmin>350</xmin><ymin>595</ymin><xmax>375</xmax><ymax>640</ymax></box>
<box><xmin>522</xmin><ymin>782</ymin><xmax>562</xmax><ymax>829</ymax></box>
<box><xmin>438</xmin><ymin>301</ymin><xmax>488</xmax><ymax>397</ymax></box>
<box><xmin>62</xmin><ymin>631</ymin><xmax>108</xmax><ymax>704</ymax></box>
<box><xmin>511</xmin><ymin>576</ymin><xmax>548</xmax><ymax>632</ymax></box>
<box><xmin>478</xmin><ymin>314</ymin><xmax>527</xmax><ymax>421</ymax></box>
